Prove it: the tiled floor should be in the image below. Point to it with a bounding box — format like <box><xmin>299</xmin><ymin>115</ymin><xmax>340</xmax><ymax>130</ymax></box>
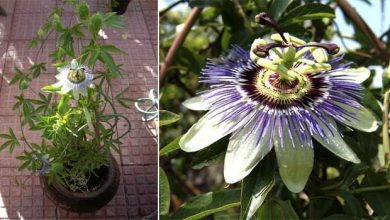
<box><xmin>0</xmin><ymin>0</ymin><xmax>157</xmax><ymax>219</ymax></box>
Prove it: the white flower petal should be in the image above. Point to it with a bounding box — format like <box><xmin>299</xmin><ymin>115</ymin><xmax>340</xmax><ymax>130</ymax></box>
<box><xmin>330</xmin><ymin>67</ymin><xmax>370</xmax><ymax>83</ymax></box>
<box><xmin>332</xmin><ymin>101</ymin><xmax>378</xmax><ymax>132</ymax></box>
<box><xmin>312</xmin><ymin>117</ymin><xmax>360</xmax><ymax>163</ymax></box>
<box><xmin>73</xmin><ymin>89</ymin><xmax>79</xmax><ymax>100</ymax></box>
<box><xmin>182</xmin><ymin>96</ymin><xmax>210</xmax><ymax>111</ymax></box>
<box><xmin>51</xmin><ymin>82</ymin><xmax>63</xmax><ymax>88</ymax></box>
<box><xmin>60</xmin><ymin>85</ymin><xmax>71</xmax><ymax>94</ymax></box>
<box><xmin>179</xmin><ymin>105</ymin><xmax>254</xmax><ymax>152</ymax></box>
<box><xmin>274</xmin><ymin>122</ymin><xmax>313</xmax><ymax>193</ymax></box>
<box><xmin>79</xmin><ymin>88</ymin><xmax>88</xmax><ymax>97</ymax></box>
<box><xmin>55</xmin><ymin>71</ymin><xmax>67</xmax><ymax>80</ymax></box>
<box><xmin>224</xmin><ymin>120</ymin><xmax>273</xmax><ymax>184</ymax></box>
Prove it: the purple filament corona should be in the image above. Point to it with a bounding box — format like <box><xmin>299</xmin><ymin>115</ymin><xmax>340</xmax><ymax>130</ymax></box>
<box><xmin>199</xmin><ymin>46</ymin><xmax>364</xmax><ymax>149</ymax></box>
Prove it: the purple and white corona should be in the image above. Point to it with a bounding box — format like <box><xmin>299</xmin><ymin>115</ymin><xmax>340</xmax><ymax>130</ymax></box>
<box><xmin>179</xmin><ymin>13</ymin><xmax>378</xmax><ymax>192</ymax></box>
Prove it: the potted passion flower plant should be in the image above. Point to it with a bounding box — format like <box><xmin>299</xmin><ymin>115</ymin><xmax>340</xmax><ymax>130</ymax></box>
<box><xmin>15</xmin><ymin>59</ymin><xmax>130</xmax><ymax>213</ymax></box>
<box><xmin>0</xmin><ymin>1</ymin><xmax>133</xmax><ymax>213</ymax></box>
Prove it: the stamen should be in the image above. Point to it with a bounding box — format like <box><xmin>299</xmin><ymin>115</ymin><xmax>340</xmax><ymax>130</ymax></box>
<box><xmin>297</xmin><ymin>43</ymin><xmax>340</xmax><ymax>55</ymax></box>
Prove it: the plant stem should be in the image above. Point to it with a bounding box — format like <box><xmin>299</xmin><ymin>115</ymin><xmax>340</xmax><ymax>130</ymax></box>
<box><xmin>335</xmin><ymin>0</ymin><xmax>390</xmax><ymax>62</ymax></box>
<box><xmin>159</xmin><ymin>7</ymin><xmax>202</xmax><ymax>87</ymax></box>
<box><xmin>384</xmin><ymin>63</ymin><xmax>390</xmax><ymax>165</ymax></box>
<box><xmin>350</xmin><ymin>185</ymin><xmax>390</xmax><ymax>193</ymax></box>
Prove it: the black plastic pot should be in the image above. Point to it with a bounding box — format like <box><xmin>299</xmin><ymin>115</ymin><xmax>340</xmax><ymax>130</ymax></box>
<box><xmin>40</xmin><ymin>154</ymin><xmax>120</xmax><ymax>213</ymax></box>
<box><xmin>111</xmin><ymin>0</ymin><xmax>131</xmax><ymax>15</ymax></box>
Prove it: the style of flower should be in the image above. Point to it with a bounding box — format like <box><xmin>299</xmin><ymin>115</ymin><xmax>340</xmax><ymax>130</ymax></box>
<box><xmin>179</xmin><ymin>13</ymin><xmax>378</xmax><ymax>192</ymax></box>
<box><xmin>52</xmin><ymin>59</ymin><xmax>93</xmax><ymax>100</ymax></box>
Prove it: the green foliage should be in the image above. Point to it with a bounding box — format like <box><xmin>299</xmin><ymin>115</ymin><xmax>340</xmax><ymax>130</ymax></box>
<box><xmin>255</xmin><ymin>199</ymin><xmax>299</xmax><ymax>220</ymax></box>
<box><xmin>173</xmin><ymin>189</ymin><xmax>241</xmax><ymax>219</ymax></box>
<box><xmin>159</xmin><ymin>110</ymin><xmax>181</xmax><ymax>126</ymax></box>
<box><xmin>160</xmin><ymin>0</ymin><xmax>390</xmax><ymax>219</ymax></box>
<box><xmin>159</xmin><ymin>167</ymin><xmax>171</xmax><ymax>215</ymax></box>
<box><xmin>0</xmin><ymin>128</ymin><xmax>20</xmax><ymax>153</ymax></box>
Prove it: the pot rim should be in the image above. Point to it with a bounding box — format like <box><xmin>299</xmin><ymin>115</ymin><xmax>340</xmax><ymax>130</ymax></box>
<box><xmin>42</xmin><ymin>154</ymin><xmax>118</xmax><ymax>199</ymax></box>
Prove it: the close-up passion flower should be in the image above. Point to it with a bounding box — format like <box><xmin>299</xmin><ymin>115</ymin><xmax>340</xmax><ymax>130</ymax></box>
<box><xmin>179</xmin><ymin>13</ymin><xmax>379</xmax><ymax>193</ymax></box>
<box><xmin>52</xmin><ymin>59</ymin><xmax>93</xmax><ymax>99</ymax></box>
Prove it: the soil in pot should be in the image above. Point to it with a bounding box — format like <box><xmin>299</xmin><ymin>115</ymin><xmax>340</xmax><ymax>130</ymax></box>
<box><xmin>111</xmin><ymin>0</ymin><xmax>131</xmax><ymax>15</ymax></box>
<box><xmin>40</xmin><ymin>154</ymin><xmax>120</xmax><ymax>213</ymax></box>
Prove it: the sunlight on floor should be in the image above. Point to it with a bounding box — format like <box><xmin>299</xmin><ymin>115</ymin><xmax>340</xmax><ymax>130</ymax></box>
<box><xmin>0</xmin><ymin>193</ymin><xmax>8</xmax><ymax>219</ymax></box>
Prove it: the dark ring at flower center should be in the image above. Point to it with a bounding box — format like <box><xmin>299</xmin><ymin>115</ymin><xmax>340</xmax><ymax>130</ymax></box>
<box><xmin>268</xmin><ymin>73</ymin><xmax>299</xmax><ymax>92</ymax></box>
<box><xmin>255</xmin><ymin>70</ymin><xmax>311</xmax><ymax>102</ymax></box>
<box><xmin>68</xmin><ymin>68</ymin><xmax>86</xmax><ymax>84</ymax></box>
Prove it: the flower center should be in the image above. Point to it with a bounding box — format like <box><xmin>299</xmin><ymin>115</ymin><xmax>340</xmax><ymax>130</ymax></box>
<box><xmin>67</xmin><ymin>68</ymin><xmax>86</xmax><ymax>84</ymax></box>
<box><xmin>256</xmin><ymin>70</ymin><xmax>311</xmax><ymax>102</ymax></box>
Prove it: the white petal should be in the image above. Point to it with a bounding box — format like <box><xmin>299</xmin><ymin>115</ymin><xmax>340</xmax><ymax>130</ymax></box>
<box><xmin>330</xmin><ymin>67</ymin><xmax>370</xmax><ymax>83</ymax></box>
<box><xmin>73</xmin><ymin>90</ymin><xmax>80</xmax><ymax>100</ymax></box>
<box><xmin>55</xmin><ymin>71</ymin><xmax>66</xmax><ymax>80</ymax></box>
<box><xmin>179</xmin><ymin>105</ymin><xmax>254</xmax><ymax>152</ymax></box>
<box><xmin>312</xmin><ymin>117</ymin><xmax>360</xmax><ymax>163</ymax></box>
<box><xmin>60</xmin><ymin>85</ymin><xmax>71</xmax><ymax>94</ymax></box>
<box><xmin>224</xmin><ymin>120</ymin><xmax>273</xmax><ymax>184</ymax></box>
<box><xmin>51</xmin><ymin>82</ymin><xmax>63</xmax><ymax>88</ymax></box>
<box><xmin>182</xmin><ymin>96</ymin><xmax>210</xmax><ymax>111</ymax></box>
<box><xmin>274</xmin><ymin>122</ymin><xmax>313</xmax><ymax>193</ymax></box>
<box><xmin>332</xmin><ymin>101</ymin><xmax>378</xmax><ymax>132</ymax></box>
<box><xmin>79</xmin><ymin>88</ymin><xmax>88</xmax><ymax>97</ymax></box>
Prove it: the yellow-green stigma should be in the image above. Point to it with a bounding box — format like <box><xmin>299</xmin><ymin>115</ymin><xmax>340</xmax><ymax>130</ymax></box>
<box><xmin>67</xmin><ymin>68</ymin><xmax>86</xmax><ymax>84</ymax></box>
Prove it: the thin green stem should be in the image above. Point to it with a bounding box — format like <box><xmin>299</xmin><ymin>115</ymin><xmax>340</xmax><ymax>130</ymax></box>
<box><xmin>350</xmin><ymin>185</ymin><xmax>390</xmax><ymax>193</ymax></box>
<box><xmin>384</xmin><ymin>62</ymin><xmax>390</xmax><ymax>165</ymax></box>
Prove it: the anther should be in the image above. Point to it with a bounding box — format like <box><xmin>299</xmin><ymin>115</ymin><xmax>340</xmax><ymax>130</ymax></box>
<box><xmin>297</xmin><ymin>43</ymin><xmax>340</xmax><ymax>55</ymax></box>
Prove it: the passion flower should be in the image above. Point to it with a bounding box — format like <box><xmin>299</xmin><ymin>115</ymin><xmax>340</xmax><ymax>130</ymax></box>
<box><xmin>179</xmin><ymin>13</ymin><xmax>378</xmax><ymax>193</ymax></box>
<box><xmin>52</xmin><ymin>59</ymin><xmax>93</xmax><ymax>100</ymax></box>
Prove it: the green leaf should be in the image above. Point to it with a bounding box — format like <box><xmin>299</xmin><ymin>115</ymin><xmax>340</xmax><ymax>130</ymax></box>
<box><xmin>269</xmin><ymin>0</ymin><xmax>293</xmax><ymax>21</ymax></box>
<box><xmin>337</xmin><ymin>190</ymin><xmax>364</xmax><ymax>218</ymax></box>
<box><xmin>0</xmin><ymin>128</ymin><xmax>20</xmax><ymax>153</ymax></box>
<box><xmin>360</xmin><ymin>171</ymin><xmax>390</xmax><ymax>218</ymax></box>
<box><xmin>173</xmin><ymin>189</ymin><xmax>241</xmax><ymax>220</ymax></box>
<box><xmin>102</xmin><ymin>12</ymin><xmax>125</xmax><ymax>28</ymax></box>
<box><xmin>189</xmin><ymin>0</ymin><xmax>225</xmax><ymax>7</ymax></box>
<box><xmin>159</xmin><ymin>135</ymin><xmax>182</xmax><ymax>156</ymax></box>
<box><xmin>29</xmin><ymin>62</ymin><xmax>47</xmax><ymax>79</ymax></box>
<box><xmin>88</xmin><ymin>13</ymin><xmax>103</xmax><ymax>35</ymax></box>
<box><xmin>159</xmin><ymin>167</ymin><xmax>170</xmax><ymax>215</ymax></box>
<box><xmin>241</xmin><ymin>161</ymin><xmax>275</xmax><ymax>220</ymax></box>
<box><xmin>279</xmin><ymin>3</ymin><xmax>335</xmax><ymax>25</ymax></box>
<box><xmin>101</xmin><ymin>45</ymin><xmax>127</xmax><ymax>55</ymax></box>
<box><xmin>191</xmin><ymin>137</ymin><xmax>228</xmax><ymax>169</ymax></box>
<box><xmin>322</xmin><ymin>214</ymin><xmax>356</xmax><ymax>220</ymax></box>
<box><xmin>256</xmin><ymin>199</ymin><xmax>299</xmax><ymax>220</ymax></box>
<box><xmin>99</xmin><ymin>51</ymin><xmax>120</xmax><ymax>76</ymax></box>
<box><xmin>41</xmin><ymin>84</ymin><xmax>61</xmax><ymax>92</ymax></box>
<box><xmin>77</xmin><ymin>2</ymin><xmax>89</xmax><ymax>20</ymax></box>
<box><xmin>159</xmin><ymin>110</ymin><xmax>180</xmax><ymax>126</ymax></box>
<box><xmin>9</xmin><ymin>67</ymin><xmax>24</xmax><ymax>85</ymax></box>
<box><xmin>51</xmin><ymin>162</ymin><xmax>64</xmax><ymax>172</ymax></box>
<box><xmin>19</xmin><ymin>78</ymin><xmax>30</xmax><ymax>90</ymax></box>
